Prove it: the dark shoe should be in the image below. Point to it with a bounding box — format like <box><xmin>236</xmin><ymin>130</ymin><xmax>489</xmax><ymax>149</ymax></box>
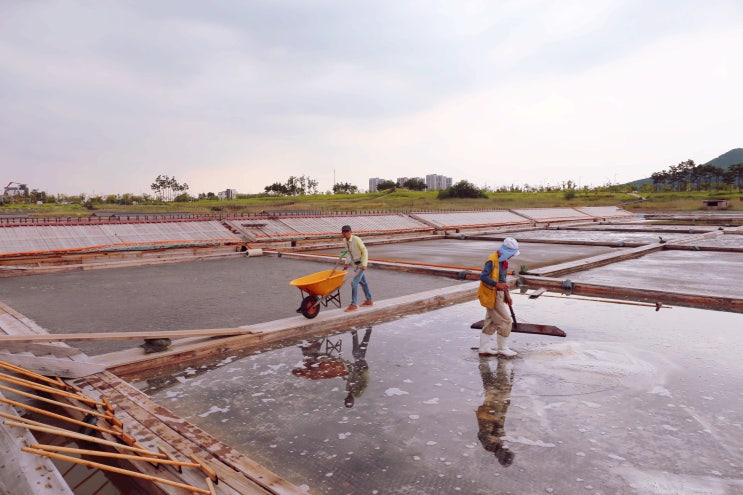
<box><xmin>345</xmin><ymin>305</ymin><xmax>358</xmax><ymax>312</ymax></box>
<box><xmin>361</xmin><ymin>300</ymin><xmax>373</xmax><ymax>307</ymax></box>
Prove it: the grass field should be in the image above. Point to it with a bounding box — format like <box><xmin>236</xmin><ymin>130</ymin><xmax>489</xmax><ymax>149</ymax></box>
<box><xmin>2</xmin><ymin>190</ymin><xmax>741</xmax><ymax>217</ymax></box>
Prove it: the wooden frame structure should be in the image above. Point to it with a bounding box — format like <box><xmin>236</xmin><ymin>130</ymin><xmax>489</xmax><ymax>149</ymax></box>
<box><xmin>1</xmin><ymin>208</ymin><xmax>741</xmax><ymax>493</ymax></box>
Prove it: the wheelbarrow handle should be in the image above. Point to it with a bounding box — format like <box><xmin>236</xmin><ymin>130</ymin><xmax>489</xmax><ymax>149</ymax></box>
<box><xmin>330</xmin><ymin>250</ymin><xmax>348</xmax><ymax>276</ymax></box>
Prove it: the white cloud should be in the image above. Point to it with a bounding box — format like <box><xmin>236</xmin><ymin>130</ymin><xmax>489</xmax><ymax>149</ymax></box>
<box><xmin>1</xmin><ymin>0</ymin><xmax>742</xmax><ymax>195</ymax></box>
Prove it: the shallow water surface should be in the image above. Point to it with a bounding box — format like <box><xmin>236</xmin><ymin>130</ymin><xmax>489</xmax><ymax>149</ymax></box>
<box><xmin>133</xmin><ymin>296</ymin><xmax>743</xmax><ymax>495</ymax></box>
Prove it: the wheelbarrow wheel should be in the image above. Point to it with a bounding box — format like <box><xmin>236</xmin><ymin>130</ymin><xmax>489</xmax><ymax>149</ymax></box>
<box><xmin>299</xmin><ymin>295</ymin><xmax>320</xmax><ymax>319</ymax></box>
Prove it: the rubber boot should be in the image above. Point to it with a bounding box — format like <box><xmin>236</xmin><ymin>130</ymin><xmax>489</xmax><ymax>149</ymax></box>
<box><xmin>496</xmin><ymin>334</ymin><xmax>517</xmax><ymax>358</ymax></box>
<box><xmin>479</xmin><ymin>333</ymin><xmax>498</xmax><ymax>356</ymax></box>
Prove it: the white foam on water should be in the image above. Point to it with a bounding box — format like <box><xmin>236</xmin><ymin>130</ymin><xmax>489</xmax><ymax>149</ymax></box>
<box><xmin>501</xmin><ymin>435</ymin><xmax>555</xmax><ymax>448</ymax></box>
<box><xmin>649</xmin><ymin>386</ymin><xmax>672</xmax><ymax>397</ymax></box>
<box><xmin>217</xmin><ymin>356</ymin><xmax>236</xmax><ymax>366</ymax></box>
<box><xmin>385</xmin><ymin>388</ymin><xmax>409</xmax><ymax>396</ymax></box>
<box><xmin>527</xmin><ymin>341</ymin><xmax>660</xmax><ymax>392</ymax></box>
<box><xmin>198</xmin><ymin>405</ymin><xmax>230</xmax><ymax>418</ymax></box>
<box><xmin>614</xmin><ymin>466</ymin><xmax>738</xmax><ymax>495</ymax></box>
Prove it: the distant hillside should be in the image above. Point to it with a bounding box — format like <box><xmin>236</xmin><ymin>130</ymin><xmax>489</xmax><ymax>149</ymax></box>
<box><xmin>705</xmin><ymin>148</ymin><xmax>743</xmax><ymax>169</ymax></box>
<box><xmin>627</xmin><ymin>148</ymin><xmax>743</xmax><ymax>188</ymax></box>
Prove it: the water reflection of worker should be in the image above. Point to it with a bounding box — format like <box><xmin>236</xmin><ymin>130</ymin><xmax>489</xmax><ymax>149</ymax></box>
<box><xmin>476</xmin><ymin>358</ymin><xmax>515</xmax><ymax>466</ymax></box>
<box><xmin>344</xmin><ymin>328</ymin><xmax>372</xmax><ymax>408</ymax></box>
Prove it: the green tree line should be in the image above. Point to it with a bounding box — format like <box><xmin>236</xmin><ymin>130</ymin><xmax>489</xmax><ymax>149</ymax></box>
<box><xmin>650</xmin><ymin>160</ymin><xmax>743</xmax><ymax>192</ymax></box>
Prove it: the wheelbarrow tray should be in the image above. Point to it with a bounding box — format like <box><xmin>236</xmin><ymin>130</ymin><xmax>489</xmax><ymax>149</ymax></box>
<box><xmin>290</xmin><ymin>269</ymin><xmax>347</xmax><ymax>297</ymax></box>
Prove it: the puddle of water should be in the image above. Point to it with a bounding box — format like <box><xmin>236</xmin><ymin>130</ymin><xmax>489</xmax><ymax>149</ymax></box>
<box><xmin>133</xmin><ymin>297</ymin><xmax>743</xmax><ymax>495</ymax></box>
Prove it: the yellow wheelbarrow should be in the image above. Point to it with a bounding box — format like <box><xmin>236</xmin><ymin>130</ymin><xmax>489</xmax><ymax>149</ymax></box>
<box><xmin>290</xmin><ymin>268</ymin><xmax>348</xmax><ymax>318</ymax></box>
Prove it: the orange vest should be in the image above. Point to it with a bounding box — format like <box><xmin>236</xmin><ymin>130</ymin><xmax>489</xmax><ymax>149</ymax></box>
<box><xmin>477</xmin><ymin>252</ymin><xmax>500</xmax><ymax>309</ymax></box>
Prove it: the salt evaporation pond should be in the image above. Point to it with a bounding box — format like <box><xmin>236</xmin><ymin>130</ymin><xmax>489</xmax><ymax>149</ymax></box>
<box><xmin>132</xmin><ymin>296</ymin><xmax>743</xmax><ymax>494</ymax></box>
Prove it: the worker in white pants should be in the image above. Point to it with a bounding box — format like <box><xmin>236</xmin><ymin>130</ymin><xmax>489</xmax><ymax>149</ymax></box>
<box><xmin>477</xmin><ymin>237</ymin><xmax>520</xmax><ymax>357</ymax></box>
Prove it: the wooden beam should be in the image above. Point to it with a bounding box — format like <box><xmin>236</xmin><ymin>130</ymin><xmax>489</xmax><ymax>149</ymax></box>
<box><xmin>0</xmin><ymin>399</ymin><xmax>74</xmax><ymax>495</ymax></box>
<box><xmin>95</xmin><ymin>282</ymin><xmax>479</xmax><ymax>376</ymax></box>
<box><xmin>0</xmin><ymin>396</ymin><xmax>120</xmax><ymax>436</ymax></box>
<box><xmin>0</xmin><ymin>327</ymin><xmax>259</xmax><ymax>343</ymax></box>
<box><xmin>75</xmin><ymin>372</ymin><xmax>306</xmax><ymax>495</ymax></box>
<box><xmin>2</xmin><ymin>418</ymin><xmax>158</xmax><ymax>456</ymax></box>
<box><xmin>0</xmin><ymin>383</ymin><xmax>110</xmax><ymax>420</ymax></box>
<box><xmin>30</xmin><ymin>444</ymin><xmax>201</xmax><ymax>469</ymax></box>
<box><xmin>0</xmin><ymin>371</ymin><xmax>104</xmax><ymax>407</ymax></box>
<box><xmin>0</xmin><ymin>354</ymin><xmax>105</xmax><ymax>378</ymax></box>
<box><xmin>520</xmin><ymin>275</ymin><xmax>743</xmax><ymax>313</ymax></box>
<box><xmin>22</xmin><ymin>446</ymin><xmax>211</xmax><ymax>495</ymax></box>
<box><xmin>0</xmin><ymin>341</ymin><xmax>83</xmax><ymax>357</ymax></box>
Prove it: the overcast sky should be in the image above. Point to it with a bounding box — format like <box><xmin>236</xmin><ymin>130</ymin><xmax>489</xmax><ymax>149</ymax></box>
<box><xmin>2</xmin><ymin>1</ymin><xmax>742</xmax><ymax>196</ymax></box>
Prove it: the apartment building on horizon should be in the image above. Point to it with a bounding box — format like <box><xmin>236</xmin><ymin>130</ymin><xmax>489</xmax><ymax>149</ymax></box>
<box><xmin>425</xmin><ymin>174</ymin><xmax>453</xmax><ymax>191</ymax></box>
<box><xmin>369</xmin><ymin>174</ymin><xmax>453</xmax><ymax>192</ymax></box>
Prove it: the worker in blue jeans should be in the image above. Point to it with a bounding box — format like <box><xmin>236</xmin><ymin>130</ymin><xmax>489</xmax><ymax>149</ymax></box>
<box><xmin>341</xmin><ymin>225</ymin><xmax>373</xmax><ymax>311</ymax></box>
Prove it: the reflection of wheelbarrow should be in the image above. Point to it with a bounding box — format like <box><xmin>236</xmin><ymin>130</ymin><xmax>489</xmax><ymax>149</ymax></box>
<box><xmin>291</xmin><ymin>338</ymin><xmax>349</xmax><ymax>379</ymax></box>
<box><xmin>290</xmin><ymin>269</ymin><xmax>348</xmax><ymax>318</ymax></box>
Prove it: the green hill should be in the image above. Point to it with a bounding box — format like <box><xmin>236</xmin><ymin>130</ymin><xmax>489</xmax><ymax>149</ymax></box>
<box><xmin>627</xmin><ymin>147</ymin><xmax>743</xmax><ymax>188</ymax></box>
<box><xmin>705</xmin><ymin>148</ymin><xmax>743</xmax><ymax>169</ymax></box>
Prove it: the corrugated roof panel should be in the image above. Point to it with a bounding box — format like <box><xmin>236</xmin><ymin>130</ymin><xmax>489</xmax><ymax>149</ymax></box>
<box><xmin>511</xmin><ymin>208</ymin><xmax>592</xmax><ymax>222</ymax></box>
<box><xmin>415</xmin><ymin>211</ymin><xmax>530</xmax><ymax>228</ymax></box>
<box><xmin>280</xmin><ymin>215</ymin><xmax>429</xmax><ymax>234</ymax></box>
<box><xmin>227</xmin><ymin>219</ymin><xmax>298</xmax><ymax>238</ymax></box>
<box><xmin>0</xmin><ymin>221</ymin><xmax>240</xmax><ymax>255</ymax></box>
<box><xmin>575</xmin><ymin>206</ymin><xmax>636</xmax><ymax>218</ymax></box>
<box><xmin>100</xmin><ymin>221</ymin><xmax>239</xmax><ymax>243</ymax></box>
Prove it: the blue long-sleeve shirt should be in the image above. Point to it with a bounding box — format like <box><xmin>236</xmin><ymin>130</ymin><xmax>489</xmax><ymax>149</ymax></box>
<box><xmin>480</xmin><ymin>259</ymin><xmax>507</xmax><ymax>287</ymax></box>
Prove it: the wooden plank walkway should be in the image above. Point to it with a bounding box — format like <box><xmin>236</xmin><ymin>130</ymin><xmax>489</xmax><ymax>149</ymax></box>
<box><xmin>1</xmin><ymin>207</ymin><xmax>740</xmax><ymax>494</ymax></box>
<box><xmin>92</xmin><ymin>281</ymin><xmax>480</xmax><ymax>377</ymax></box>
<box><xmin>71</xmin><ymin>373</ymin><xmax>305</xmax><ymax>495</ymax></box>
<box><xmin>0</xmin><ymin>302</ymin><xmax>107</xmax><ymax>378</ymax></box>
<box><xmin>0</xmin><ymin>303</ymin><xmax>308</xmax><ymax>495</ymax></box>
<box><xmin>0</xmin><ymin>399</ymin><xmax>75</xmax><ymax>495</ymax></box>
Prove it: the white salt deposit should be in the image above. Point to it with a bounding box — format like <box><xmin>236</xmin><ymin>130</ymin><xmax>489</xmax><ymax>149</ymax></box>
<box><xmin>649</xmin><ymin>385</ymin><xmax>672</xmax><ymax>397</ymax></box>
<box><xmin>615</xmin><ymin>466</ymin><xmax>734</xmax><ymax>495</ymax></box>
<box><xmin>385</xmin><ymin>388</ymin><xmax>409</xmax><ymax>396</ymax></box>
<box><xmin>198</xmin><ymin>405</ymin><xmax>230</xmax><ymax>418</ymax></box>
<box><xmin>502</xmin><ymin>436</ymin><xmax>555</xmax><ymax>448</ymax></box>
